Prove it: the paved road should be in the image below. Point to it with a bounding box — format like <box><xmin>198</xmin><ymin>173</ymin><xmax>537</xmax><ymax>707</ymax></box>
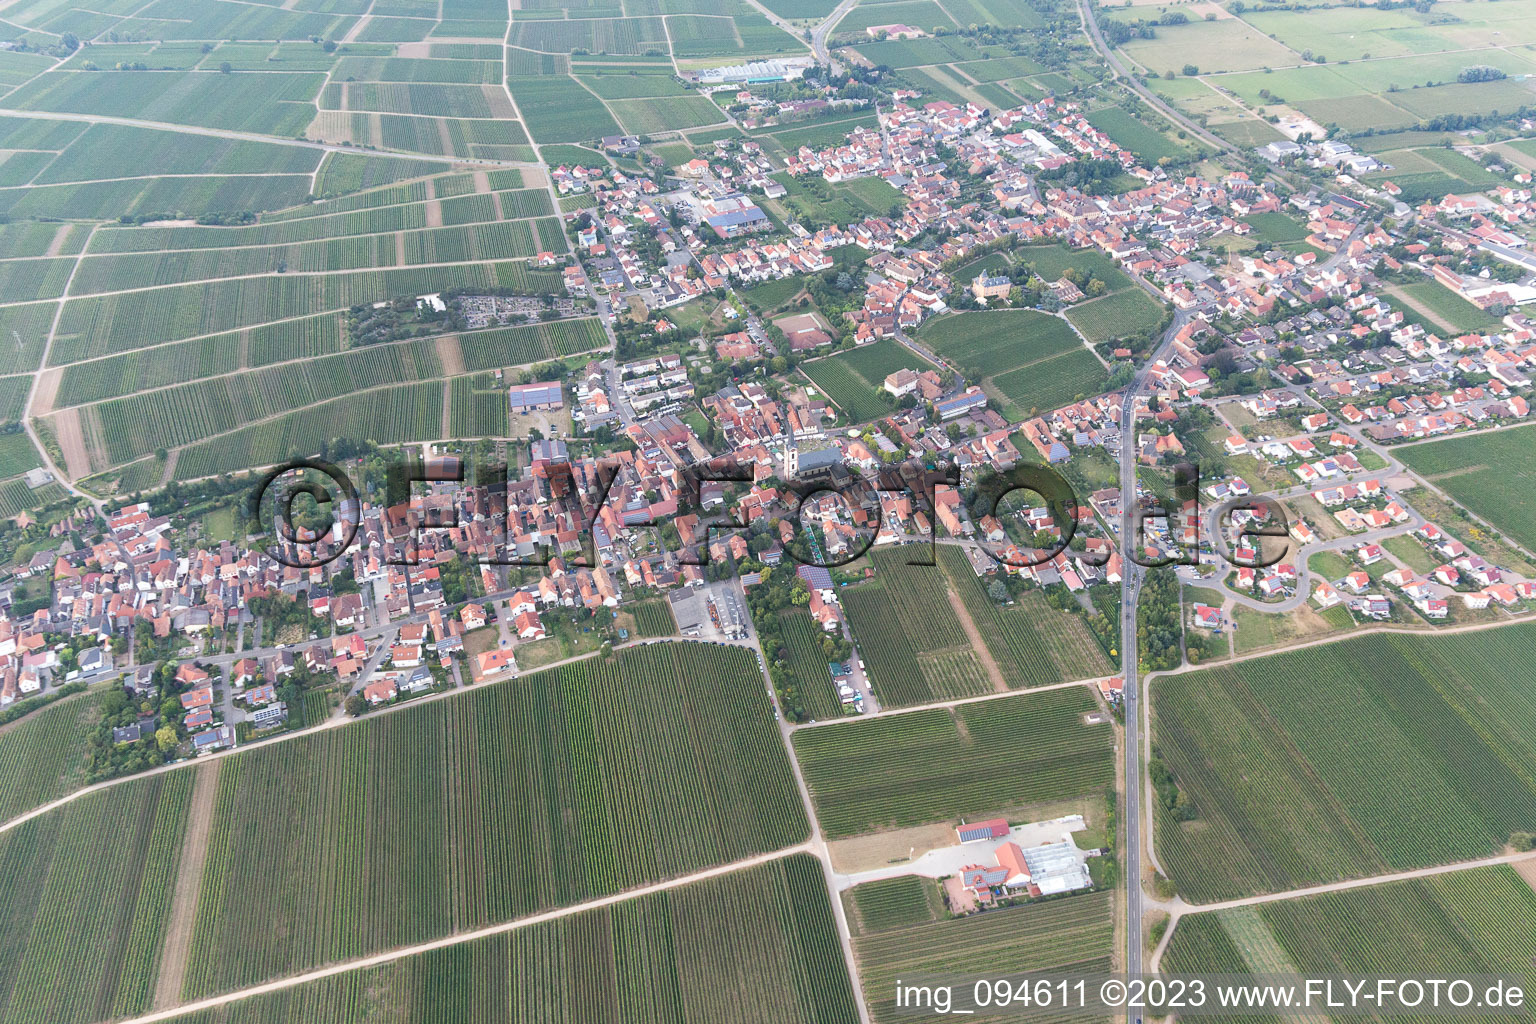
<box><xmin>1117</xmin><ymin>307</ymin><xmax>1191</xmax><ymax>997</ymax></box>
<box><xmin>1074</xmin><ymin>0</ymin><xmax>1237</xmax><ymax>155</ymax></box>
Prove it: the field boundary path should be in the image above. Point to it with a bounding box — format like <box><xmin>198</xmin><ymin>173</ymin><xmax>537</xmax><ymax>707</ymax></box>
<box><xmin>153</xmin><ymin>759</ymin><xmax>222</xmax><ymax>1010</ymax></box>
<box><xmin>945</xmin><ymin>589</ymin><xmax>1008</xmax><ymax>691</ymax></box>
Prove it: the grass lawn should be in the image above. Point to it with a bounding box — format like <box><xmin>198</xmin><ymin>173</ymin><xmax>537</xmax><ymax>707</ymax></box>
<box><xmin>199</xmin><ymin>505</ymin><xmax>242</xmax><ymax>544</ymax></box>
<box><xmin>1307</xmin><ymin>549</ymin><xmax>1352</xmax><ymax>581</ymax></box>
<box><xmin>1242</xmin><ymin>211</ymin><xmax>1308</xmax><ymax>245</ymax></box>
<box><xmin>1382</xmin><ymin>533</ymin><xmax>1435</xmax><ymax>573</ymax></box>
<box><xmin>1232</xmin><ymin>602</ymin><xmax>1347</xmax><ymax>655</ymax></box>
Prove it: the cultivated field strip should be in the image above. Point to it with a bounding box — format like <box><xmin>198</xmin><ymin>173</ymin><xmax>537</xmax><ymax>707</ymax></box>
<box><xmin>937</xmin><ymin>545</ymin><xmax>1115</xmax><ymax>686</ymax></box>
<box><xmin>1154</xmin><ymin>624</ymin><xmax>1536</xmax><ymax>903</ymax></box>
<box><xmin>855</xmin><ymin>890</ymin><xmax>1114</xmax><ymax>1024</ymax></box>
<box><xmin>0</xmin><ymin>692</ymin><xmax>104</xmax><ymax>825</ymax></box>
<box><xmin>154</xmin><ymin>856</ymin><xmax>858</xmax><ymax>1024</ymax></box>
<box><xmin>177</xmin><ymin>643</ymin><xmax>806</xmax><ymax>999</ymax></box>
<box><xmin>794</xmin><ymin>686</ymin><xmax>1113</xmax><ymax>839</ymax></box>
<box><xmin>49</xmin><ymin>262</ymin><xmax>563</xmax><ymax>364</ymax></box>
<box><xmin>841</xmin><ymin>547</ymin><xmax>990</xmax><ymax>706</ymax></box>
<box><xmin>0</xmin><ymin>773</ymin><xmax>194</xmax><ymax>1024</ymax></box>
<box><xmin>1164</xmin><ymin>866</ymin><xmax>1536</xmax><ymax>1024</ymax></box>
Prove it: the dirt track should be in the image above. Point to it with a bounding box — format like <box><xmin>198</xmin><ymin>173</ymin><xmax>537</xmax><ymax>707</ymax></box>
<box><xmin>154</xmin><ymin>759</ymin><xmax>222</xmax><ymax>1009</ymax></box>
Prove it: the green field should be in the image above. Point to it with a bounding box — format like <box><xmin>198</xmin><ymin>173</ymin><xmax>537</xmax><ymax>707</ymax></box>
<box><xmin>1086</xmin><ymin>106</ymin><xmax>1191</xmax><ymax>163</ymax></box>
<box><xmin>841</xmin><ymin>547</ymin><xmax>994</xmax><ymax>707</ymax></box>
<box><xmin>775</xmin><ymin>609</ymin><xmax>846</xmax><ymax>721</ymax></box>
<box><xmin>0</xmin><ymin>691</ymin><xmax>106</xmax><ymax>823</ymax></box>
<box><xmin>853</xmin><ymin>890</ymin><xmax>1114</xmax><ymax>1024</ymax></box>
<box><xmin>182</xmin><ymin>642</ymin><xmax>806</xmax><ymax>998</ymax></box>
<box><xmin>1398</xmin><ymin>423</ymin><xmax>1536</xmax><ymax>551</ymax></box>
<box><xmin>1153</xmin><ymin>624</ymin><xmax>1536</xmax><ymax>903</ymax></box>
<box><xmin>793</xmin><ymin>685</ymin><xmax>1113</xmax><ymax>839</ymax></box>
<box><xmin>0</xmin><ymin>773</ymin><xmax>193</xmax><ymax>1024</ymax></box>
<box><xmin>1165</xmin><ymin>865</ymin><xmax>1536</xmax><ymax>1006</ymax></box>
<box><xmin>800</xmin><ymin>340</ymin><xmax>934</xmax><ymax>423</ymax></box>
<box><xmin>1064</xmin><ymin>287</ymin><xmax>1165</xmax><ymax>345</ymax></box>
<box><xmin>164</xmin><ymin>855</ymin><xmax>859</xmax><ymax>1024</ymax></box>
<box><xmin>1394</xmin><ymin>280</ymin><xmax>1502</xmax><ymax>333</ymax></box>
<box><xmin>936</xmin><ymin>546</ymin><xmax>1114</xmax><ymax>687</ymax></box>
<box><xmin>920</xmin><ymin>310</ymin><xmax>1111</xmax><ymax>417</ymax></box>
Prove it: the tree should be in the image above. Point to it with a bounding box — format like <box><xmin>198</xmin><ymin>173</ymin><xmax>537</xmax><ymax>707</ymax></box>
<box><xmin>322</xmin><ymin>38</ymin><xmax>338</xmax><ymax>52</ymax></box>
<box><xmin>1181</xmin><ymin>64</ymin><xmax>1199</xmax><ymax>76</ymax></box>
<box><xmin>986</xmin><ymin>579</ymin><xmax>1009</xmax><ymax>603</ymax></box>
<box><xmin>219</xmin><ymin>61</ymin><xmax>233</xmax><ymax>74</ymax></box>
<box><xmin>345</xmin><ymin>693</ymin><xmax>366</xmax><ymax>716</ymax></box>
<box><xmin>155</xmin><ymin>726</ymin><xmax>178</xmax><ymax>752</ymax></box>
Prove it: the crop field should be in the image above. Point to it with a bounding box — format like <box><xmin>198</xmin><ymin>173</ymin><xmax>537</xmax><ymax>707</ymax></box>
<box><xmin>182</xmin><ymin>642</ymin><xmax>806</xmax><ymax>998</ymax></box>
<box><xmin>1397</xmin><ymin>423</ymin><xmax>1536</xmax><ymax>551</ymax></box>
<box><xmin>0</xmin><ymin>692</ymin><xmax>106</xmax><ymax>823</ymax></box>
<box><xmin>1016</xmin><ymin>244</ymin><xmax>1130</xmax><ymax>290</ymax></box>
<box><xmin>1064</xmin><ymin>287</ymin><xmax>1164</xmax><ymax>345</ymax></box>
<box><xmin>777</xmin><ymin>609</ymin><xmax>845</xmax><ymax>721</ymax></box>
<box><xmin>0</xmin><ymin>772</ymin><xmax>193</xmax><ymax>1024</ymax></box>
<box><xmin>1394</xmin><ymin>280</ymin><xmax>1500</xmax><ymax>333</ymax></box>
<box><xmin>0</xmin><ymin>302</ymin><xmax>53</xmax><ymax>376</ymax></box>
<box><xmin>6</xmin><ymin>71</ymin><xmax>323</xmax><ymax>136</ymax></box>
<box><xmin>845</xmin><ymin>876</ymin><xmax>944</xmax><ymax>935</ymax></box>
<box><xmin>920</xmin><ymin>310</ymin><xmax>1110</xmax><ymax>417</ymax></box>
<box><xmin>447</xmin><ymin>373</ymin><xmax>509</xmax><ymax>438</ymax></box>
<box><xmin>765</xmin><ymin>112</ymin><xmax>880</xmax><ymax>151</ymax></box>
<box><xmin>667</xmin><ymin>13</ymin><xmax>806</xmax><ymax>58</ymax></box>
<box><xmin>921</xmin><ymin>306</ymin><xmax>1048</xmax><ymax>379</ymax></box>
<box><xmin>1085</xmin><ymin>106</ymin><xmax>1191</xmax><ymax>163</ymax></box>
<box><xmin>456</xmin><ymin>317</ymin><xmax>608</xmax><ymax>372</ymax></box>
<box><xmin>33</xmin><ymin>124</ymin><xmax>321</xmax><ymax>185</ymax></box>
<box><xmin>1152</xmin><ymin>623</ymin><xmax>1536</xmax><ymax>903</ymax></box>
<box><xmin>793</xmin><ymin>685</ymin><xmax>1113</xmax><ymax>839</ymax></box>
<box><xmin>800</xmin><ymin>341</ymin><xmax>932</xmax><ymax>423</ymax></box>
<box><xmin>162</xmin><ymin>856</ymin><xmax>856</xmax><ymax>1024</ymax></box>
<box><xmin>854</xmin><ymin>891</ymin><xmax>1113</xmax><ymax>1024</ymax></box>
<box><xmin>312</xmin><ymin>152</ymin><xmax>441</xmax><ymax>198</ymax></box>
<box><xmin>50</xmin><ymin>262</ymin><xmax>536</xmax><ymax>364</ymax></box>
<box><xmin>630</xmin><ymin>599</ymin><xmax>676</xmax><ymax>637</ymax></box>
<box><xmin>1165</xmin><ymin>865</ymin><xmax>1536</xmax><ymax>1005</ymax></box>
<box><xmin>936</xmin><ymin>546</ymin><xmax>1114</xmax><ymax>687</ymax></box>
<box><xmin>0</xmin><ymin>377</ymin><xmax>31</xmax><ymax>423</ymax></box>
<box><xmin>608</xmin><ymin>95</ymin><xmax>727</xmax><ymax>135</ymax></box>
<box><xmin>0</xmin><ymin>174</ymin><xmax>316</xmax><ymax>222</ymax></box>
<box><xmin>168</xmin><ymin>381</ymin><xmax>447</xmax><ymax>479</ymax></box>
<box><xmin>832</xmin><ymin>0</ymin><xmax>956</xmax><ymax>38</ymax></box>
<box><xmin>511</xmin><ymin>17</ymin><xmax>669</xmax><ymax>56</ymax></box>
<box><xmin>507</xmin><ymin>76</ymin><xmax>622</xmax><ymax>143</ymax></box>
<box><xmin>577</xmin><ymin>71</ymin><xmax>694</xmax><ymax>99</ymax></box>
<box><xmin>0</xmin><ymin>431</ymin><xmax>42</xmax><ymax>479</ymax></box>
<box><xmin>842</xmin><ymin>548</ymin><xmax>993</xmax><ymax>707</ymax></box>
<box><xmin>1242</xmin><ymin>211</ymin><xmax>1309</xmax><ymax>245</ymax></box>
<box><xmin>71</xmin><ymin>339</ymin><xmax>444</xmax><ymax>469</ymax></box>
<box><xmin>1119</xmin><ymin>19</ymin><xmax>1298</xmax><ymax>75</ymax></box>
